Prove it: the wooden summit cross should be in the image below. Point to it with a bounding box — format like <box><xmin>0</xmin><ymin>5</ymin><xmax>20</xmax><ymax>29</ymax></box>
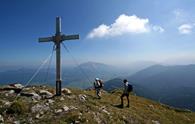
<box><xmin>38</xmin><ymin>17</ymin><xmax>79</xmax><ymax>96</ymax></box>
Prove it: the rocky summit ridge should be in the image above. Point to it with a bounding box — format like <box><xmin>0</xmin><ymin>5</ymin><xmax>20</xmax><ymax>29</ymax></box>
<box><xmin>0</xmin><ymin>83</ymin><xmax>195</xmax><ymax>124</ymax></box>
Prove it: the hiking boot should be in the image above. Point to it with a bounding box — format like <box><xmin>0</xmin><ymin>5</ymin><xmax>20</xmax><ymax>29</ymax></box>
<box><xmin>127</xmin><ymin>105</ymin><xmax>129</xmax><ymax>108</ymax></box>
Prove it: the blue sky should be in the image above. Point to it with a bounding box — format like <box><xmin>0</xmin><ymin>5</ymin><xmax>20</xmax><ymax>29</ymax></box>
<box><xmin>1</xmin><ymin>0</ymin><xmax>195</xmax><ymax>68</ymax></box>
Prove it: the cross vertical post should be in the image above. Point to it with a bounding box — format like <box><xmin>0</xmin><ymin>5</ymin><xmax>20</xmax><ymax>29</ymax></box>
<box><xmin>55</xmin><ymin>17</ymin><xmax>62</xmax><ymax>96</ymax></box>
<box><xmin>38</xmin><ymin>17</ymin><xmax>79</xmax><ymax>96</ymax></box>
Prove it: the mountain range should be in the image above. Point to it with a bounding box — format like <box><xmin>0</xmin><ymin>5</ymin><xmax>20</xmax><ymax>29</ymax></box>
<box><xmin>1</xmin><ymin>62</ymin><xmax>195</xmax><ymax>111</ymax></box>
<box><xmin>0</xmin><ymin>61</ymin><xmax>152</xmax><ymax>88</ymax></box>
<box><xmin>104</xmin><ymin>64</ymin><xmax>195</xmax><ymax>111</ymax></box>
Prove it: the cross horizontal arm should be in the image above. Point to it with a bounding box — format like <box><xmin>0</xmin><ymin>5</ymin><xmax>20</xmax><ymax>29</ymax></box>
<box><xmin>38</xmin><ymin>37</ymin><xmax>54</xmax><ymax>42</ymax></box>
<box><xmin>62</xmin><ymin>34</ymin><xmax>79</xmax><ymax>41</ymax></box>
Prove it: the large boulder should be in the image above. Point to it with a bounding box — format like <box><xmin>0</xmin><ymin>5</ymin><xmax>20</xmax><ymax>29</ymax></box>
<box><xmin>20</xmin><ymin>92</ymin><xmax>41</xmax><ymax>100</ymax></box>
<box><xmin>62</xmin><ymin>88</ymin><xmax>72</xmax><ymax>95</ymax></box>
<box><xmin>1</xmin><ymin>83</ymin><xmax>24</xmax><ymax>93</ymax></box>
<box><xmin>10</xmin><ymin>83</ymin><xmax>24</xmax><ymax>89</ymax></box>
<box><xmin>39</xmin><ymin>90</ymin><xmax>53</xmax><ymax>99</ymax></box>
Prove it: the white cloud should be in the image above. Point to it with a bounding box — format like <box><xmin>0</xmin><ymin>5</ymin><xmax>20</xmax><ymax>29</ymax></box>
<box><xmin>152</xmin><ymin>25</ymin><xmax>165</xmax><ymax>33</ymax></box>
<box><xmin>178</xmin><ymin>24</ymin><xmax>193</xmax><ymax>34</ymax></box>
<box><xmin>87</xmin><ymin>24</ymin><xmax>110</xmax><ymax>38</ymax></box>
<box><xmin>172</xmin><ymin>9</ymin><xmax>195</xmax><ymax>34</ymax></box>
<box><xmin>87</xmin><ymin>14</ymin><xmax>164</xmax><ymax>39</ymax></box>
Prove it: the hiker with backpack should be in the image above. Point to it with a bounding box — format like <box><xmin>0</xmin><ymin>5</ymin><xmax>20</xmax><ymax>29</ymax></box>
<box><xmin>94</xmin><ymin>78</ymin><xmax>103</xmax><ymax>99</ymax></box>
<box><xmin>120</xmin><ymin>79</ymin><xmax>133</xmax><ymax>108</ymax></box>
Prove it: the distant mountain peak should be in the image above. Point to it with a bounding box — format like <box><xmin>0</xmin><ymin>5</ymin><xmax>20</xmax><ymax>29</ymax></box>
<box><xmin>79</xmin><ymin>61</ymin><xmax>109</xmax><ymax>67</ymax></box>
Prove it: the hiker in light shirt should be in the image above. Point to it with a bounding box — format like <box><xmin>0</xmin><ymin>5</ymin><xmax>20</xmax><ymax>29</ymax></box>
<box><xmin>94</xmin><ymin>78</ymin><xmax>103</xmax><ymax>99</ymax></box>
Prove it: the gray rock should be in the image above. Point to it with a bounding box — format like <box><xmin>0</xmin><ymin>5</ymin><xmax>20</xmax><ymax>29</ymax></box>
<box><xmin>79</xmin><ymin>94</ymin><xmax>87</xmax><ymax>102</ymax></box>
<box><xmin>60</xmin><ymin>97</ymin><xmax>65</xmax><ymax>101</ymax></box>
<box><xmin>55</xmin><ymin>109</ymin><xmax>63</xmax><ymax>114</ymax></box>
<box><xmin>13</xmin><ymin>121</ymin><xmax>20</xmax><ymax>124</ymax></box>
<box><xmin>102</xmin><ymin>109</ymin><xmax>110</xmax><ymax>115</ymax></box>
<box><xmin>122</xmin><ymin>116</ymin><xmax>126</xmax><ymax>120</ymax></box>
<box><xmin>62</xmin><ymin>88</ymin><xmax>72</xmax><ymax>95</ymax></box>
<box><xmin>149</xmin><ymin>104</ymin><xmax>155</xmax><ymax>109</ymax></box>
<box><xmin>69</xmin><ymin>106</ymin><xmax>78</xmax><ymax>110</ymax></box>
<box><xmin>55</xmin><ymin>105</ymin><xmax>70</xmax><ymax>114</ymax></box>
<box><xmin>39</xmin><ymin>90</ymin><xmax>53</xmax><ymax>99</ymax></box>
<box><xmin>100</xmin><ymin>106</ymin><xmax>106</xmax><ymax>110</ymax></box>
<box><xmin>0</xmin><ymin>115</ymin><xmax>4</xmax><ymax>123</ymax></box>
<box><xmin>45</xmin><ymin>102</ymin><xmax>49</xmax><ymax>106</ymax></box>
<box><xmin>2</xmin><ymin>83</ymin><xmax>23</xmax><ymax>93</ymax></box>
<box><xmin>40</xmin><ymin>111</ymin><xmax>44</xmax><ymax>115</ymax></box>
<box><xmin>12</xmin><ymin>83</ymin><xmax>24</xmax><ymax>89</ymax></box>
<box><xmin>67</xmin><ymin>95</ymin><xmax>76</xmax><ymax>99</ymax></box>
<box><xmin>152</xmin><ymin>120</ymin><xmax>160</xmax><ymax>124</ymax></box>
<box><xmin>62</xmin><ymin>105</ymin><xmax>69</xmax><ymax>112</ymax></box>
<box><xmin>31</xmin><ymin>104</ymin><xmax>50</xmax><ymax>113</ymax></box>
<box><xmin>24</xmin><ymin>87</ymin><xmax>30</xmax><ymax>90</ymax></box>
<box><xmin>75</xmin><ymin>121</ymin><xmax>80</xmax><ymax>124</ymax></box>
<box><xmin>35</xmin><ymin>114</ymin><xmax>40</xmax><ymax>119</ymax></box>
<box><xmin>47</xmin><ymin>99</ymin><xmax>54</xmax><ymax>105</ymax></box>
<box><xmin>4</xmin><ymin>101</ymin><xmax>11</xmax><ymax>107</ymax></box>
<box><xmin>9</xmin><ymin>90</ymin><xmax>15</xmax><ymax>94</ymax></box>
<box><xmin>21</xmin><ymin>92</ymin><xmax>41</xmax><ymax>100</ymax></box>
<box><xmin>79</xmin><ymin>112</ymin><xmax>82</xmax><ymax>116</ymax></box>
<box><xmin>32</xmin><ymin>93</ymin><xmax>41</xmax><ymax>100</ymax></box>
<box><xmin>100</xmin><ymin>106</ymin><xmax>110</xmax><ymax>115</ymax></box>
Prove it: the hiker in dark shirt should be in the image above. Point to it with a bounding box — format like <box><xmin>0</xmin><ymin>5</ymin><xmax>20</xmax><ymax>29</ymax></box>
<box><xmin>120</xmin><ymin>79</ymin><xmax>130</xmax><ymax>108</ymax></box>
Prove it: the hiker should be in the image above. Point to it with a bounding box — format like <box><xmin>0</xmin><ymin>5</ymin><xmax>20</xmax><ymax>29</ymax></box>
<box><xmin>94</xmin><ymin>78</ymin><xmax>103</xmax><ymax>99</ymax></box>
<box><xmin>120</xmin><ymin>79</ymin><xmax>133</xmax><ymax>108</ymax></box>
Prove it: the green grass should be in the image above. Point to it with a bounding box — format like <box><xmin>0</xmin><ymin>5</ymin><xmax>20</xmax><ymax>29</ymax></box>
<box><xmin>6</xmin><ymin>99</ymin><xmax>30</xmax><ymax>114</ymax></box>
<box><xmin>1</xmin><ymin>86</ymin><xmax>195</xmax><ymax>124</ymax></box>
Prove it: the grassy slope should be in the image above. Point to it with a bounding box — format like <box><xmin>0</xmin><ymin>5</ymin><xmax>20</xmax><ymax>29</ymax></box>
<box><xmin>83</xmin><ymin>90</ymin><xmax>195</xmax><ymax>124</ymax></box>
<box><xmin>1</xmin><ymin>87</ymin><xmax>195</xmax><ymax>124</ymax></box>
